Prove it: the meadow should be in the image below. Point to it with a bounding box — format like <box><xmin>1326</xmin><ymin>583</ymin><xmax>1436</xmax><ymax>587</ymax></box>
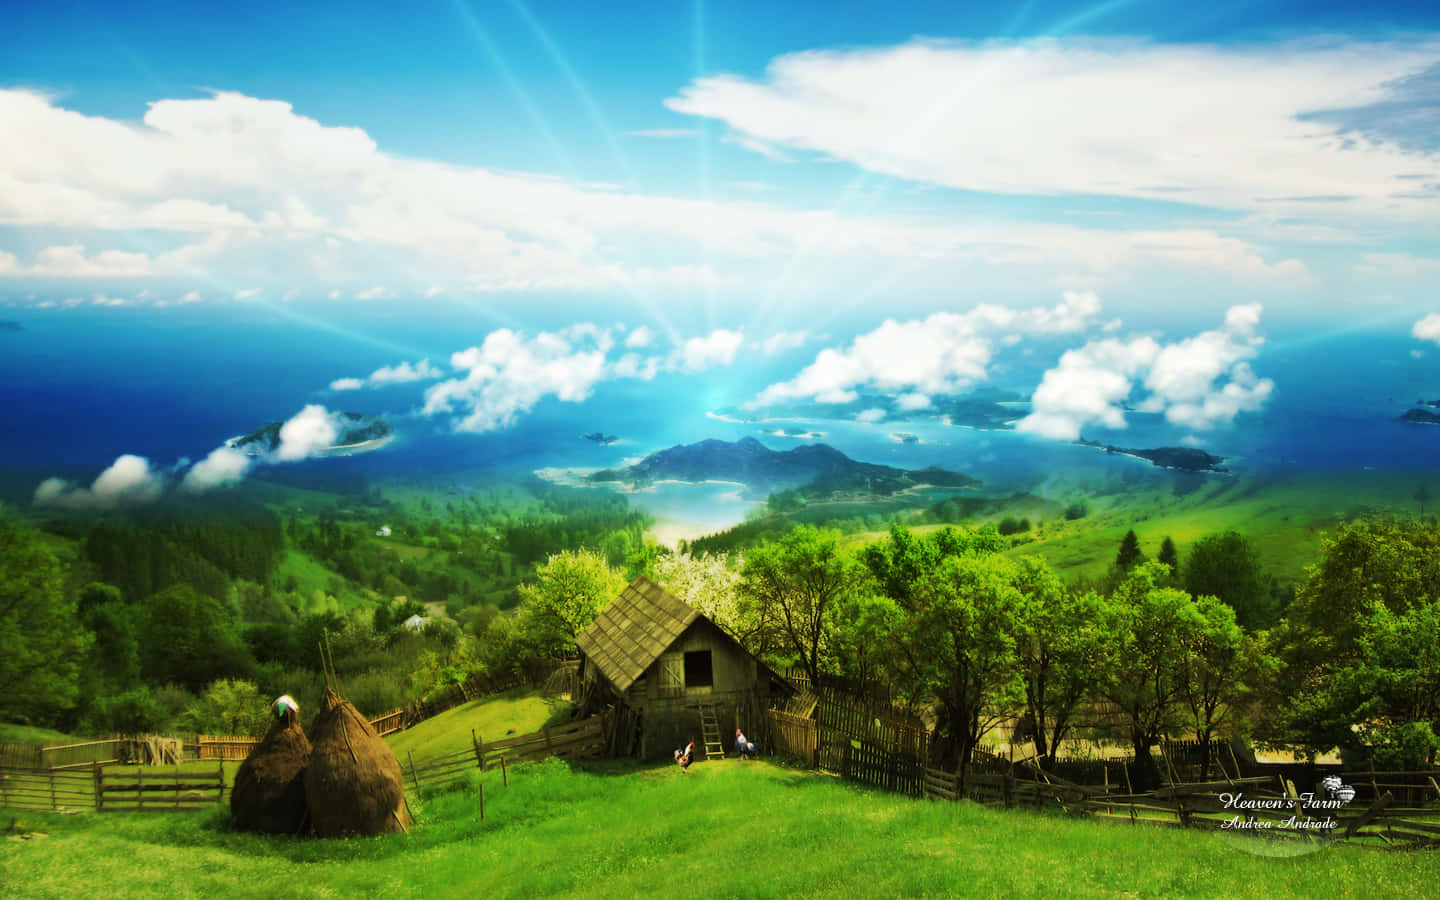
<box><xmin>5</xmin><ymin>756</ymin><xmax>1438</xmax><ymax>899</ymax></box>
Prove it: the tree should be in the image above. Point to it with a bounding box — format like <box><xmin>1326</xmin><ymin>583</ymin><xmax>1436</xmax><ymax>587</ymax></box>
<box><xmin>1176</xmin><ymin>596</ymin><xmax>1274</xmax><ymax>777</ymax></box>
<box><xmin>516</xmin><ymin>548</ymin><xmax>627</xmax><ymax>656</ymax></box>
<box><xmin>1115</xmin><ymin>530</ymin><xmax>1145</xmax><ymax>572</ymax></box>
<box><xmin>0</xmin><ymin>526</ymin><xmax>93</xmax><ymax>724</ymax></box>
<box><xmin>1157</xmin><ymin>537</ymin><xmax>1179</xmax><ymax>576</ymax></box>
<box><xmin>1098</xmin><ymin>563</ymin><xmax>1205</xmax><ymax>788</ymax></box>
<box><xmin>1277</xmin><ymin>518</ymin><xmax>1440</xmax><ymax>766</ymax></box>
<box><xmin>653</xmin><ymin>550</ymin><xmax>749</xmax><ymax>643</ymax></box>
<box><xmin>1011</xmin><ymin>564</ymin><xmax>1107</xmax><ymax>766</ymax></box>
<box><xmin>140</xmin><ymin>583</ymin><xmax>253</xmax><ymax>691</ymax></box>
<box><xmin>182</xmin><ymin>679</ymin><xmax>271</xmax><ymax>736</ymax></box>
<box><xmin>1416</xmin><ymin>483</ymin><xmax>1433</xmax><ymax>516</ymax></box>
<box><xmin>740</xmin><ymin>526</ymin><xmax>867</xmax><ymax>688</ymax></box>
<box><xmin>1183</xmin><ymin>531</ymin><xmax>1275</xmax><ymax>629</ymax></box>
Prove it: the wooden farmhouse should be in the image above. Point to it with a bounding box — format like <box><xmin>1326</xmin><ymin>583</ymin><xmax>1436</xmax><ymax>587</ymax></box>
<box><xmin>575</xmin><ymin>576</ymin><xmax>792</xmax><ymax>761</ymax></box>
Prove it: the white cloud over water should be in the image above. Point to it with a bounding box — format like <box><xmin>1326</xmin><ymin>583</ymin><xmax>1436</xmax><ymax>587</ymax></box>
<box><xmin>751</xmin><ymin>292</ymin><xmax>1100</xmax><ymax>408</ymax></box>
<box><xmin>1016</xmin><ymin>304</ymin><xmax>1274</xmax><ymax>441</ymax></box>
<box><xmin>34</xmin><ymin>454</ymin><xmax>165</xmax><ymax>510</ymax></box>
<box><xmin>1412</xmin><ymin>313</ymin><xmax>1440</xmax><ymax>345</ymax></box>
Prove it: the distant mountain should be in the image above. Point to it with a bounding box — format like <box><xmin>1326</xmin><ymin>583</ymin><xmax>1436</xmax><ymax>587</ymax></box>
<box><xmin>227</xmin><ymin>411</ymin><xmax>393</xmax><ymax>457</ymax></box>
<box><xmin>1400</xmin><ymin>408</ymin><xmax>1440</xmax><ymax>425</ymax></box>
<box><xmin>587</xmin><ymin>436</ymin><xmax>979</xmax><ymax>496</ymax></box>
<box><xmin>583</xmin><ymin>432</ymin><xmax>619</xmax><ymax>444</ymax></box>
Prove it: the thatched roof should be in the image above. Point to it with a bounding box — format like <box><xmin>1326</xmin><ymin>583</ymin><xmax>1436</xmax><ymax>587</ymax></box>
<box><xmin>576</xmin><ymin>576</ymin><xmax>699</xmax><ymax>693</ymax></box>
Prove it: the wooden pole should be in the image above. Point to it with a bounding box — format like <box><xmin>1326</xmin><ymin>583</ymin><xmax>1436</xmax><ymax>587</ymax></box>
<box><xmin>472</xmin><ymin>729</ymin><xmax>484</xmax><ymax>769</ymax></box>
<box><xmin>478</xmin><ymin>781</ymin><xmax>485</xmax><ymax>821</ymax></box>
<box><xmin>137</xmin><ymin>766</ymin><xmax>144</xmax><ymax>811</ymax></box>
<box><xmin>49</xmin><ymin>769</ymin><xmax>57</xmax><ymax>811</ymax></box>
<box><xmin>501</xmin><ymin>755</ymin><xmax>509</xmax><ymax>787</ymax></box>
<box><xmin>408</xmin><ymin>750</ymin><xmax>421</xmax><ymax>792</ymax></box>
<box><xmin>92</xmin><ymin>761</ymin><xmax>101</xmax><ymax>810</ymax></box>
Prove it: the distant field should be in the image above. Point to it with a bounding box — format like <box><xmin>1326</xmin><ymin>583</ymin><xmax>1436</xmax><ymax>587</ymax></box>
<box><xmin>4</xmin><ymin>759</ymin><xmax>1435</xmax><ymax>899</ymax></box>
<box><xmin>385</xmin><ymin>688</ymin><xmax>572</xmax><ymax>762</ymax></box>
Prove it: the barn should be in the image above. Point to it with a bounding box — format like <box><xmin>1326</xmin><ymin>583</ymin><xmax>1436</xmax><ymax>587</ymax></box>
<box><xmin>575</xmin><ymin>576</ymin><xmax>793</xmax><ymax>761</ymax></box>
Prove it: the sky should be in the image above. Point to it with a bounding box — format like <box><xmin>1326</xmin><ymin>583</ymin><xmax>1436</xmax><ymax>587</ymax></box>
<box><xmin>3</xmin><ymin>0</ymin><xmax>1440</xmax><ymax>505</ymax></box>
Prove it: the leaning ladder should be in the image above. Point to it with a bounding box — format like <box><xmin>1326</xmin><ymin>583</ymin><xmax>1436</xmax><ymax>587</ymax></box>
<box><xmin>698</xmin><ymin>703</ymin><xmax>726</xmax><ymax>760</ymax></box>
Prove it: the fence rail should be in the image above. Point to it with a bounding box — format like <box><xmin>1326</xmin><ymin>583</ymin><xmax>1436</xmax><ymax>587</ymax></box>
<box><xmin>401</xmin><ymin>714</ymin><xmax>609</xmax><ymax>792</ymax></box>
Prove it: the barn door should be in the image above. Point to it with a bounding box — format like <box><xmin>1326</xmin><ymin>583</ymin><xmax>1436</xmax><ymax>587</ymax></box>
<box><xmin>659</xmin><ymin>655</ymin><xmax>685</xmax><ymax>698</ymax></box>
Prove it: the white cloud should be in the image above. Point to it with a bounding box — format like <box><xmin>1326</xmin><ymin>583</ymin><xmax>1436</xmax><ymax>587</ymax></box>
<box><xmin>330</xmin><ymin>377</ymin><xmax>365</xmax><ymax>391</ymax></box>
<box><xmin>680</xmin><ymin>329</ymin><xmax>745</xmax><ymax>372</ymax></box>
<box><xmin>369</xmin><ymin>358</ymin><xmax>441</xmax><ymax>385</ymax></box>
<box><xmin>761</xmin><ymin>330</ymin><xmax>810</xmax><ymax>354</ymax></box>
<box><xmin>423</xmin><ymin>328</ymin><xmax>612</xmax><ymax>433</ymax></box>
<box><xmin>1412</xmin><ymin>313</ymin><xmax>1440</xmax><ymax>345</ymax></box>
<box><xmin>0</xmin><ymin>250</ymin><xmax>16</xmax><ymax>273</ymax></box>
<box><xmin>355</xmin><ymin>285</ymin><xmax>392</xmax><ymax>300</ymax></box>
<box><xmin>273</xmin><ymin>404</ymin><xmax>342</xmax><ymax>461</ymax></box>
<box><xmin>625</xmin><ymin>325</ymin><xmax>655</xmax><ymax>349</ymax></box>
<box><xmin>91</xmin><ymin>293</ymin><xmax>127</xmax><ymax>307</ymax></box>
<box><xmin>234</xmin><ymin>287</ymin><xmax>260</xmax><ymax>300</ymax></box>
<box><xmin>855</xmin><ymin>408</ymin><xmax>887</xmax><ymax>424</ymax></box>
<box><xmin>896</xmin><ymin>392</ymin><xmax>932</xmax><ymax>410</ymax></box>
<box><xmin>180</xmin><ymin>446</ymin><xmax>252</xmax><ymax>493</ymax></box>
<box><xmin>1016</xmin><ymin>304</ymin><xmax>1274</xmax><ymax>441</ymax></box>
<box><xmin>179</xmin><ymin>290</ymin><xmax>202</xmax><ymax>304</ymax></box>
<box><xmin>666</xmin><ymin>37</ymin><xmax>1440</xmax><ymax>225</ymax></box>
<box><xmin>0</xmin><ymin>88</ymin><xmax>1317</xmax><ymax>298</ymax></box>
<box><xmin>752</xmin><ymin>293</ymin><xmax>1100</xmax><ymax>407</ymax></box>
<box><xmin>33</xmin><ymin>454</ymin><xmax>165</xmax><ymax>510</ymax></box>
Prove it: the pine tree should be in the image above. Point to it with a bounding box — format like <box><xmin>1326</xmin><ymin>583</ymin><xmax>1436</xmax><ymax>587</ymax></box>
<box><xmin>1115</xmin><ymin>529</ymin><xmax>1145</xmax><ymax>572</ymax></box>
<box><xmin>1158</xmin><ymin>537</ymin><xmax>1179</xmax><ymax>575</ymax></box>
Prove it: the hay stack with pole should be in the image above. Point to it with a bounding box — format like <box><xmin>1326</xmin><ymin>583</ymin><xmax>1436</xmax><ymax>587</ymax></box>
<box><xmin>231</xmin><ymin>694</ymin><xmax>311</xmax><ymax>834</ymax></box>
<box><xmin>304</xmin><ymin>686</ymin><xmax>411</xmax><ymax>837</ymax></box>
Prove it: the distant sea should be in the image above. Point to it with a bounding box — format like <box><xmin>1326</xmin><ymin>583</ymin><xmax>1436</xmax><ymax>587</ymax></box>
<box><xmin>3</xmin><ymin>305</ymin><xmax>1437</xmax><ymax>534</ymax></box>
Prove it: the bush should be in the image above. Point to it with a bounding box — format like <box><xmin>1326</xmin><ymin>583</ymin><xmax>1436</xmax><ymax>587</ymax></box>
<box><xmin>1064</xmin><ymin>503</ymin><xmax>1088</xmax><ymax>520</ymax></box>
<box><xmin>996</xmin><ymin>516</ymin><xmax>1031</xmax><ymax>535</ymax></box>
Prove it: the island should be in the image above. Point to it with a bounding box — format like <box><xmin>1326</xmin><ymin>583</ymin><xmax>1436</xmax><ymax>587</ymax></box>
<box><xmin>1400</xmin><ymin>408</ymin><xmax>1440</xmax><ymax>425</ymax></box>
<box><xmin>583</xmin><ymin>432</ymin><xmax>619</xmax><ymax>444</ymax></box>
<box><xmin>226</xmin><ymin>412</ymin><xmax>394</xmax><ymax>457</ymax></box>
<box><xmin>1077</xmin><ymin>440</ymin><xmax>1227</xmax><ymax>472</ymax></box>
<box><xmin>891</xmin><ymin>432</ymin><xmax>920</xmax><ymax>444</ymax></box>
<box><xmin>587</xmin><ymin>436</ymin><xmax>979</xmax><ymax>498</ymax></box>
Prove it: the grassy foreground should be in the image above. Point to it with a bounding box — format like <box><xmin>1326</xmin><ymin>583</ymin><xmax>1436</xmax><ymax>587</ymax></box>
<box><xmin>3</xmin><ymin>759</ymin><xmax>1436</xmax><ymax>899</ymax></box>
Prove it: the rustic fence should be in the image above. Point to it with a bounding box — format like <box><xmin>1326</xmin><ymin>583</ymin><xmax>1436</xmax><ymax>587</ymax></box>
<box><xmin>767</xmin><ymin>709</ymin><xmax>819</xmax><ymax>767</ymax></box>
<box><xmin>401</xmin><ymin>714</ymin><xmax>609</xmax><ymax>792</ymax></box>
<box><xmin>96</xmin><ymin>763</ymin><xmax>226</xmax><ymax>812</ymax></box>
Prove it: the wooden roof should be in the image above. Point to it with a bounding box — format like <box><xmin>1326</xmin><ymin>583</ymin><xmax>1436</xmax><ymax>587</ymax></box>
<box><xmin>575</xmin><ymin>576</ymin><xmax>700</xmax><ymax>693</ymax></box>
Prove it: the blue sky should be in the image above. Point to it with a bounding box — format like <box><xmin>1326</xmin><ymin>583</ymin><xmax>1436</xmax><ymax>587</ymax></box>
<box><xmin>4</xmin><ymin>1</ymin><xmax>1440</xmax><ymax>498</ymax></box>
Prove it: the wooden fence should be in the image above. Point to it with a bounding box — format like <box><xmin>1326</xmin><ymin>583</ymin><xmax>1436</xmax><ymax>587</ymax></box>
<box><xmin>402</xmin><ymin>714</ymin><xmax>609</xmax><ymax>791</ymax></box>
<box><xmin>0</xmin><ymin>765</ymin><xmax>96</xmax><ymax>812</ymax></box>
<box><xmin>96</xmin><ymin>763</ymin><xmax>226</xmax><ymax>812</ymax></box>
<box><xmin>767</xmin><ymin>709</ymin><xmax>819</xmax><ymax>767</ymax></box>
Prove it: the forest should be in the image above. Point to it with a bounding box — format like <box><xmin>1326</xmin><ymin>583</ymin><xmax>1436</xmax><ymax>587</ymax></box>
<box><xmin>3</xmin><ymin>473</ymin><xmax>1438</xmax><ymax>791</ymax></box>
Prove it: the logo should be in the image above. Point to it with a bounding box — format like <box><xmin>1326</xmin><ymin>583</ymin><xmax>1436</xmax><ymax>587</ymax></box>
<box><xmin>1321</xmin><ymin>775</ymin><xmax>1356</xmax><ymax>803</ymax></box>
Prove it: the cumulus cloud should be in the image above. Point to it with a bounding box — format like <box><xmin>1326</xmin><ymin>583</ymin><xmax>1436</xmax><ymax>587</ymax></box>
<box><xmin>1016</xmin><ymin>304</ymin><xmax>1274</xmax><ymax>441</ymax></box>
<box><xmin>180</xmin><ymin>446</ymin><xmax>252</xmax><ymax>492</ymax></box>
<box><xmin>272</xmin><ymin>404</ymin><xmax>342</xmax><ymax>461</ymax></box>
<box><xmin>33</xmin><ymin>454</ymin><xmax>165</xmax><ymax>510</ymax></box>
<box><xmin>1412</xmin><ymin>313</ymin><xmax>1440</xmax><ymax>345</ymax></box>
<box><xmin>330</xmin><ymin>377</ymin><xmax>365</xmax><ymax>391</ymax></box>
<box><xmin>625</xmin><ymin>326</ymin><xmax>655</xmax><ymax>349</ymax></box>
<box><xmin>855</xmin><ymin>408</ymin><xmax>887</xmax><ymax>424</ymax></box>
<box><xmin>680</xmin><ymin>329</ymin><xmax>745</xmax><ymax>372</ymax></box>
<box><xmin>752</xmin><ymin>292</ymin><xmax>1100</xmax><ymax>407</ymax></box>
<box><xmin>423</xmin><ymin>328</ymin><xmax>612</xmax><ymax>433</ymax></box>
<box><xmin>328</xmin><ymin>358</ymin><xmax>442</xmax><ymax>391</ymax></box>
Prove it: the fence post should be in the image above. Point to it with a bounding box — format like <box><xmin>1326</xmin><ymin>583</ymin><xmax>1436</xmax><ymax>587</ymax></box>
<box><xmin>216</xmin><ymin>762</ymin><xmax>226</xmax><ymax>803</ymax></box>
<box><xmin>478</xmin><ymin>781</ymin><xmax>485</xmax><ymax>821</ymax></box>
<box><xmin>408</xmin><ymin>750</ymin><xmax>421</xmax><ymax>792</ymax></box>
<box><xmin>501</xmin><ymin>755</ymin><xmax>509</xmax><ymax>788</ymax></box>
<box><xmin>92</xmin><ymin>761</ymin><xmax>101</xmax><ymax>810</ymax></box>
<box><xmin>137</xmin><ymin>765</ymin><xmax>144</xmax><ymax>811</ymax></box>
<box><xmin>472</xmin><ymin>729</ymin><xmax>484</xmax><ymax>769</ymax></box>
<box><xmin>49</xmin><ymin>769</ymin><xmax>57</xmax><ymax>811</ymax></box>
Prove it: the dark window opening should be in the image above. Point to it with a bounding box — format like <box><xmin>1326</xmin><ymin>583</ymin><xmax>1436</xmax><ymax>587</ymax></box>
<box><xmin>684</xmin><ymin>650</ymin><xmax>714</xmax><ymax>687</ymax></box>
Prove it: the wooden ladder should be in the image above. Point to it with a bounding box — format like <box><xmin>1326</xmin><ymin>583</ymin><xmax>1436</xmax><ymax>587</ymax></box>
<box><xmin>698</xmin><ymin>704</ymin><xmax>725</xmax><ymax>760</ymax></box>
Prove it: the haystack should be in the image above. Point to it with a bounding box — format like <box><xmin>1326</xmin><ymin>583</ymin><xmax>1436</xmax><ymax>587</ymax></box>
<box><xmin>304</xmin><ymin>688</ymin><xmax>411</xmax><ymax>837</ymax></box>
<box><xmin>231</xmin><ymin>696</ymin><xmax>311</xmax><ymax>834</ymax></box>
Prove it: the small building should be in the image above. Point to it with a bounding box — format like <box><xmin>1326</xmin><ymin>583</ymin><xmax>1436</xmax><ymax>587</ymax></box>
<box><xmin>575</xmin><ymin>576</ymin><xmax>792</xmax><ymax>760</ymax></box>
<box><xmin>401</xmin><ymin>614</ymin><xmax>429</xmax><ymax>632</ymax></box>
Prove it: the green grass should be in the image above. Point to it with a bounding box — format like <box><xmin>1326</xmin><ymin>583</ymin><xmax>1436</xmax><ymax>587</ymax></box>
<box><xmin>0</xmin><ymin>723</ymin><xmax>75</xmax><ymax>745</ymax></box>
<box><xmin>385</xmin><ymin>688</ymin><xmax>572</xmax><ymax>762</ymax></box>
<box><xmin>3</xmin><ymin>760</ymin><xmax>1435</xmax><ymax>899</ymax></box>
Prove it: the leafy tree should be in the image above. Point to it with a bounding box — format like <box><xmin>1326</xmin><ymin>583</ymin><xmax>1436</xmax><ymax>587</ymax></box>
<box><xmin>1176</xmin><ymin>595</ymin><xmax>1274</xmax><ymax>776</ymax></box>
<box><xmin>1183</xmin><ymin>531</ymin><xmax>1275</xmax><ymax>629</ymax></box>
<box><xmin>653</xmin><ymin>550</ymin><xmax>749</xmax><ymax>642</ymax></box>
<box><xmin>0</xmin><ymin>526</ymin><xmax>93</xmax><ymax>724</ymax></box>
<box><xmin>1098</xmin><ymin>563</ymin><xmax>1205</xmax><ymax>788</ymax></box>
<box><xmin>1064</xmin><ymin>502</ymin><xmax>1088</xmax><ymax>521</ymax></box>
<box><xmin>182</xmin><ymin>679</ymin><xmax>271</xmax><ymax>736</ymax></box>
<box><xmin>740</xmin><ymin>526</ymin><xmax>868</xmax><ymax>688</ymax></box>
<box><xmin>140</xmin><ymin>583</ymin><xmax>253</xmax><ymax>691</ymax></box>
<box><xmin>517</xmin><ymin>548</ymin><xmax>627</xmax><ymax>656</ymax></box>
<box><xmin>1157</xmin><ymin>537</ymin><xmax>1179</xmax><ymax>576</ymax></box>
<box><xmin>1011</xmin><ymin>563</ymin><xmax>1107</xmax><ymax>766</ymax></box>
<box><xmin>1278</xmin><ymin>518</ymin><xmax>1440</xmax><ymax>766</ymax></box>
<box><xmin>1114</xmin><ymin>529</ymin><xmax>1145</xmax><ymax>572</ymax></box>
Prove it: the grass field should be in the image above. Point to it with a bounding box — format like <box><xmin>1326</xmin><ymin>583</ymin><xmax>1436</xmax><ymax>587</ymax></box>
<box><xmin>4</xmin><ymin>758</ymin><xmax>1437</xmax><ymax>899</ymax></box>
<box><xmin>384</xmin><ymin>688</ymin><xmax>572</xmax><ymax>762</ymax></box>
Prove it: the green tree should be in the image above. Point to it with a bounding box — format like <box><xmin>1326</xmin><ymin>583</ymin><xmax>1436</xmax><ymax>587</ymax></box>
<box><xmin>1277</xmin><ymin>518</ymin><xmax>1440</xmax><ymax>766</ymax></box>
<box><xmin>1114</xmin><ymin>529</ymin><xmax>1145</xmax><ymax>572</ymax></box>
<box><xmin>740</xmin><ymin>526</ymin><xmax>868</xmax><ymax>688</ymax></box>
<box><xmin>1157</xmin><ymin>537</ymin><xmax>1179</xmax><ymax>576</ymax></box>
<box><xmin>1183</xmin><ymin>531</ymin><xmax>1275</xmax><ymax>629</ymax></box>
<box><xmin>140</xmin><ymin>583</ymin><xmax>253</xmax><ymax>690</ymax></box>
<box><xmin>0</xmin><ymin>526</ymin><xmax>93</xmax><ymax>724</ymax></box>
<box><xmin>1176</xmin><ymin>595</ymin><xmax>1275</xmax><ymax>777</ymax></box>
<box><xmin>517</xmin><ymin>548</ymin><xmax>627</xmax><ymax>656</ymax></box>
<box><xmin>1098</xmin><ymin>563</ymin><xmax>1205</xmax><ymax>788</ymax></box>
<box><xmin>182</xmin><ymin>679</ymin><xmax>271</xmax><ymax>736</ymax></box>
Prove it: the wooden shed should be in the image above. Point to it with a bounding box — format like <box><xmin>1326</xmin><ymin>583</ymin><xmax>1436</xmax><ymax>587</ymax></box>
<box><xmin>575</xmin><ymin>576</ymin><xmax>792</xmax><ymax>761</ymax></box>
